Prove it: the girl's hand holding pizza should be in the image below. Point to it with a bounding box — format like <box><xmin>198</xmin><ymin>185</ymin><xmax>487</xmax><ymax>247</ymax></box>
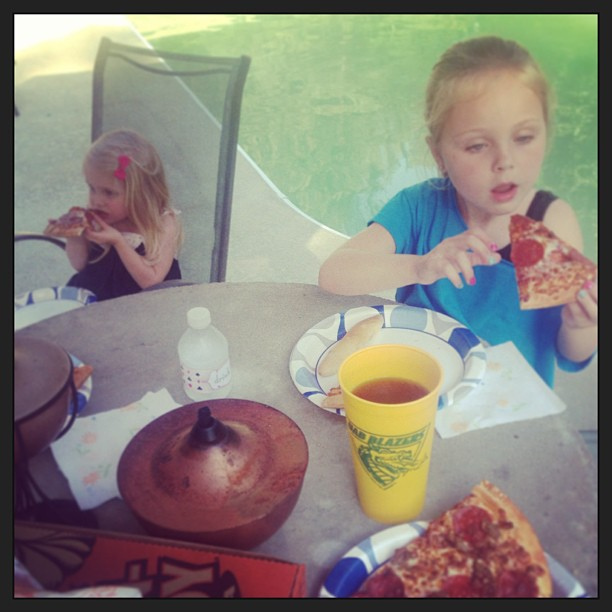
<box><xmin>562</xmin><ymin>279</ymin><xmax>598</xmax><ymax>329</ymax></box>
<box><xmin>83</xmin><ymin>211</ymin><xmax>123</xmax><ymax>247</ymax></box>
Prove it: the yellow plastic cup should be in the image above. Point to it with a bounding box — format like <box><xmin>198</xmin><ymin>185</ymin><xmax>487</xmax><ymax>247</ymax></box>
<box><xmin>338</xmin><ymin>344</ymin><xmax>443</xmax><ymax>523</ymax></box>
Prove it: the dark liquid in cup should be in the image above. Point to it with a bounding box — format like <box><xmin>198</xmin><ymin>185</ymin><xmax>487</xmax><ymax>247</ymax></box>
<box><xmin>353</xmin><ymin>377</ymin><xmax>429</xmax><ymax>404</ymax></box>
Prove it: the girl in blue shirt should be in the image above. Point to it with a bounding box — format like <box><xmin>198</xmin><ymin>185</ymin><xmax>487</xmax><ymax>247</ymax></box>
<box><xmin>319</xmin><ymin>36</ymin><xmax>597</xmax><ymax>386</ymax></box>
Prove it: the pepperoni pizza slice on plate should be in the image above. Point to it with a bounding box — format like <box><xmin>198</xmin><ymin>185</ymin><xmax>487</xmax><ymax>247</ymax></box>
<box><xmin>352</xmin><ymin>480</ymin><xmax>552</xmax><ymax>598</ymax></box>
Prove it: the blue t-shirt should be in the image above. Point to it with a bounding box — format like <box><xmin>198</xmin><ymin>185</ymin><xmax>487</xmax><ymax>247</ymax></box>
<box><xmin>371</xmin><ymin>178</ymin><xmax>591</xmax><ymax>387</ymax></box>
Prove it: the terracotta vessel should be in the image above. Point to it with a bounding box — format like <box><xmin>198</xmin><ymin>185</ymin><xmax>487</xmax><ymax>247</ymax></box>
<box><xmin>14</xmin><ymin>336</ymin><xmax>75</xmax><ymax>463</ymax></box>
<box><xmin>118</xmin><ymin>399</ymin><xmax>309</xmax><ymax>549</ymax></box>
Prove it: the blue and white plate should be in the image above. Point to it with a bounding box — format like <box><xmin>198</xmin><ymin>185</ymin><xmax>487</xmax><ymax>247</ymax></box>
<box><xmin>69</xmin><ymin>354</ymin><xmax>92</xmax><ymax>415</ymax></box>
<box><xmin>320</xmin><ymin>522</ymin><xmax>587</xmax><ymax>598</ymax></box>
<box><xmin>289</xmin><ymin>304</ymin><xmax>486</xmax><ymax>415</ymax></box>
<box><xmin>14</xmin><ymin>286</ymin><xmax>97</xmax><ymax>331</ymax></box>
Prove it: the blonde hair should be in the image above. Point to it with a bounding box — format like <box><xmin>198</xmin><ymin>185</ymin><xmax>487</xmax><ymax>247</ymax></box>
<box><xmin>84</xmin><ymin>129</ymin><xmax>182</xmax><ymax>262</ymax></box>
<box><xmin>425</xmin><ymin>36</ymin><xmax>554</xmax><ymax>149</ymax></box>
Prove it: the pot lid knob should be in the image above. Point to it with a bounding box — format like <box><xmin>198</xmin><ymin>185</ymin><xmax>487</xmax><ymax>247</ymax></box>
<box><xmin>188</xmin><ymin>406</ymin><xmax>228</xmax><ymax>447</ymax></box>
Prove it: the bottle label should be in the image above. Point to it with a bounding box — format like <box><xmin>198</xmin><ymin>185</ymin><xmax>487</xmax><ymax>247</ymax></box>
<box><xmin>181</xmin><ymin>359</ymin><xmax>231</xmax><ymax>395</ymax></box>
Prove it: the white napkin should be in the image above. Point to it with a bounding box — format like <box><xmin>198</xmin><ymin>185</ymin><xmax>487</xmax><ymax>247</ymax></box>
<box><xmin>435</xmin><ymin>342</ymin><xmax>566</xmax><ymax>438</ymax></box>
<box><xmin>50</xmin><ymin>388</ymin><xmax>180</xmax><ymax>510</ymax></box>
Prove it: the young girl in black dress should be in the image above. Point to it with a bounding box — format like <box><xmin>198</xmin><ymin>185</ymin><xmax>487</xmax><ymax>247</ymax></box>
<box><xmin>66</xmin><ymin>129</ymin><xmax>182</xmax><ymax>300</ymax></box>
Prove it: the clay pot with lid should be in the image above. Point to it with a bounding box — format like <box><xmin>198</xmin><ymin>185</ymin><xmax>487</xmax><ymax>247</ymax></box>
<box><xmin>117</xmin><ymin>399</ymin><xmax>309</xmax><ymax>550</ymax></box>
<box><xmin>14</xmin><ymin>336</ymin><xmax>76</xmax><ymax>463</ymax></box>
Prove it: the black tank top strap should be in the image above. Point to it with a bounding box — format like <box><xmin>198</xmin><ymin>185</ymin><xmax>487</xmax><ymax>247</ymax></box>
<box><xmin>526</xmin><ymin>190</ymin><xmax>557</xmax><ymax>221</ymax></box>
<box><xmin>498</xmin><ymin>190</ymin><xmax>558</xmax><ymax>260</ymax></box>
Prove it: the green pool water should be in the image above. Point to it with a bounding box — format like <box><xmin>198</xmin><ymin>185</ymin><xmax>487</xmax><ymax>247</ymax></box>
<box><xmin>128</xmin><ymin>14</ymin><xmax>597</xmax><ymax>262</ymax></box>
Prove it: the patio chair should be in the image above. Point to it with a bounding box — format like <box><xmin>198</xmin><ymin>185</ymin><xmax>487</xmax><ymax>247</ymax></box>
<box><xmin>15</xmin><ymin>37</ymin><xmax>251</xmax><ymax>291</ymax></box>
<box><xmin>91</xmin><ymin>37</ymin><xmax>251</xmax><ymax>284</ymax></box>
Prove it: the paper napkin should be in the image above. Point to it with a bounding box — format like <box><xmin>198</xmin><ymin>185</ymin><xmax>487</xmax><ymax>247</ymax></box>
<box><xmin>435</xmin><ymin>341</ymin><xmax>566</xmax><ymax>439</ymax></box>
<box><xmin>50</xmin><ymin>388</ymin><xmax>180</xmax><ymax>510</ymax></box>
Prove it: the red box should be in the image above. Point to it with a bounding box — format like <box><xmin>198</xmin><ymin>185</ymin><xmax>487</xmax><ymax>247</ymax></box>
<box><xmin>14</xmin><ymin>521</ymin><xmax>306</xmax><ymax>598</ymax></box>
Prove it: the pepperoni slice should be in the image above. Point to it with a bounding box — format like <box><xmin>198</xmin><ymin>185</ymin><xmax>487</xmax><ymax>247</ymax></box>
<box><xmin>437</xmin><ymin>575</ymin><xmax>480</xmax><ymax>597</ymax></box>
<box><xmin>511</xmin><ymin>238</ymin><xmax>544</xmax><ymax>267</ymax></box>
<box><xmin>452</xmin><ymin>505</ymin><xmax>493</xmax><ymax>548</ymax></box>
<box><xmin>354</xmin><ymin>566</ymin><xmax>404</xmax><ymax>597</ymax></box>
<box><xmin>497</xmin><ymin>569</ymin><xmax>538</xmax><ymax>597</ymax></box>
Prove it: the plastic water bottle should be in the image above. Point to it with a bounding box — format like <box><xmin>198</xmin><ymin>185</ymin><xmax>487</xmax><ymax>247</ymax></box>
<box><xmin>178</xmin><ymin>307</ymin><xmax>232</xmax><ymax>401</ymax></box>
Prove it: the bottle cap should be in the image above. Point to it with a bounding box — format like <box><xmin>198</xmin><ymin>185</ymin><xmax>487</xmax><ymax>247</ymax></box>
<box><xmin>187</xmin><ymin>307</ymin><xmax>211</xmax><ymax>330</ymax></box>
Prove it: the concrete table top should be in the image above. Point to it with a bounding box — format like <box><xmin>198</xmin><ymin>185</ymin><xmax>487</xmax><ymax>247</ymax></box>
<box><xmin>14</xmin><ymin>282</ymin><xmax>597</xmax><ymax>597</ymax></box>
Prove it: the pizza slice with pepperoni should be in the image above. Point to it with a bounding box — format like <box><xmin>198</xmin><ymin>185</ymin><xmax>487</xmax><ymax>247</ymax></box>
<box><xmin>44</xmin><ymin>206</ymin><xmax>93</xmax><ymax>238</ymax></box>
<box><xmin>509</xmin><ymin>214</ymin><xmax>596</xmax><ymax>310</ymax></box>
<box><xmin>353</xmin><ymin>481</ymin><xmax>552</xmax><ymax>598</ymax></box>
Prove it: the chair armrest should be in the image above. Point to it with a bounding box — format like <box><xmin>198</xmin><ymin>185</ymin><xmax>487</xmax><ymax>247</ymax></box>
<box><xmin>15</xmin><ymin>232</ymin><xmax>66</xmax><ymax>250</ymax></box>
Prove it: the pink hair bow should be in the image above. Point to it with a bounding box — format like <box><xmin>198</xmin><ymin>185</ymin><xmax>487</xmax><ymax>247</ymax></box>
<box><xmin>114</xmin><ymin>155</ymin><xmax>131</xmax><ymax>180</ymax></box>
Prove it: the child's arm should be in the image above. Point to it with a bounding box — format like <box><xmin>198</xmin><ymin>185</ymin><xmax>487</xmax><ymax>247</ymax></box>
<box><xmin>85</xmin><ymin>213</ymin><xmax>179</xmax><ymax>288</ymax></box>
<box><xmin>64</xmin><ymin>235</ymin><xmax>90</xmax><ymax>271</ymax></box>
<box><xmin>557</xmin><ymin>281</ymin><xmax>597</xmax><ymax>362</ymax></box>
<box><xmin>318</xmin><ymin>222</ymin><xmax>500</xmax><ymax>295</ymax></box>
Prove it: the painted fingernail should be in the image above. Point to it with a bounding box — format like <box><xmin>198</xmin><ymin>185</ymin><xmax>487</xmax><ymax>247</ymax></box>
<box><xmin>488</xmin><ymin>255</ymin><xmax>497</xmax><ymax>264</ymax></box>
<box><xmin>578</xmin><ymin>289</ymin><xmax>587</xmax><ymax>299</ymax></box>
<box><xmin>489</xmin><ymin>243</ymin><xmax>498</xmax><ymax>251</ymax></box>
<box><xmin>582</xmin><ymin>280</ymin><xmax>593</xmax><ymax>290</ymax></box>
<box><xmin>469</xmin><ymin>277</ymin><xmax>476</xmax><ymax>286</ymax></box>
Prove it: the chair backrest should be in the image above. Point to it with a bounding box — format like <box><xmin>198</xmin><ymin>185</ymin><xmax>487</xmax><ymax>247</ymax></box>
<box><xmin>91</xmin><ymin>37</ymin><xmax>250</xmax><ymax>283</ymax></box>
<box><xmin>14</xmin><ymin>234</ymin><xmax>73</xmax><ymax>297</ymax></box>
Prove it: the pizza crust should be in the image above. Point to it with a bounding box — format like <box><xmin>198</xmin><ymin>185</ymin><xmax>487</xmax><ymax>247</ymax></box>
<box><xmin>44</xmin><ymin>225</ymin><xmax>85</xmax><ymax>238</ymax></box>
<box><xmin>471</xmin><ymin>481</ymin><xmax>552</xmax><ymax>597</ymax></box>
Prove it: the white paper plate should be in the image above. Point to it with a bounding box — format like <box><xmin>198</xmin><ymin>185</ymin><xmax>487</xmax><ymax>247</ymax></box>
<box><xmin>320</xmin><ymin>522</ymin><xmax>587</xmax><ymax>598</ymax></box>
<box><xmin>289</xmin><ymin>305</ymin><xmax>486</xmax><ymax>415</ymax></box>
<box><xmin>14</xmin><ymin>286</ymin><xmax>97</xmax><ymax>331</ymax></box>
